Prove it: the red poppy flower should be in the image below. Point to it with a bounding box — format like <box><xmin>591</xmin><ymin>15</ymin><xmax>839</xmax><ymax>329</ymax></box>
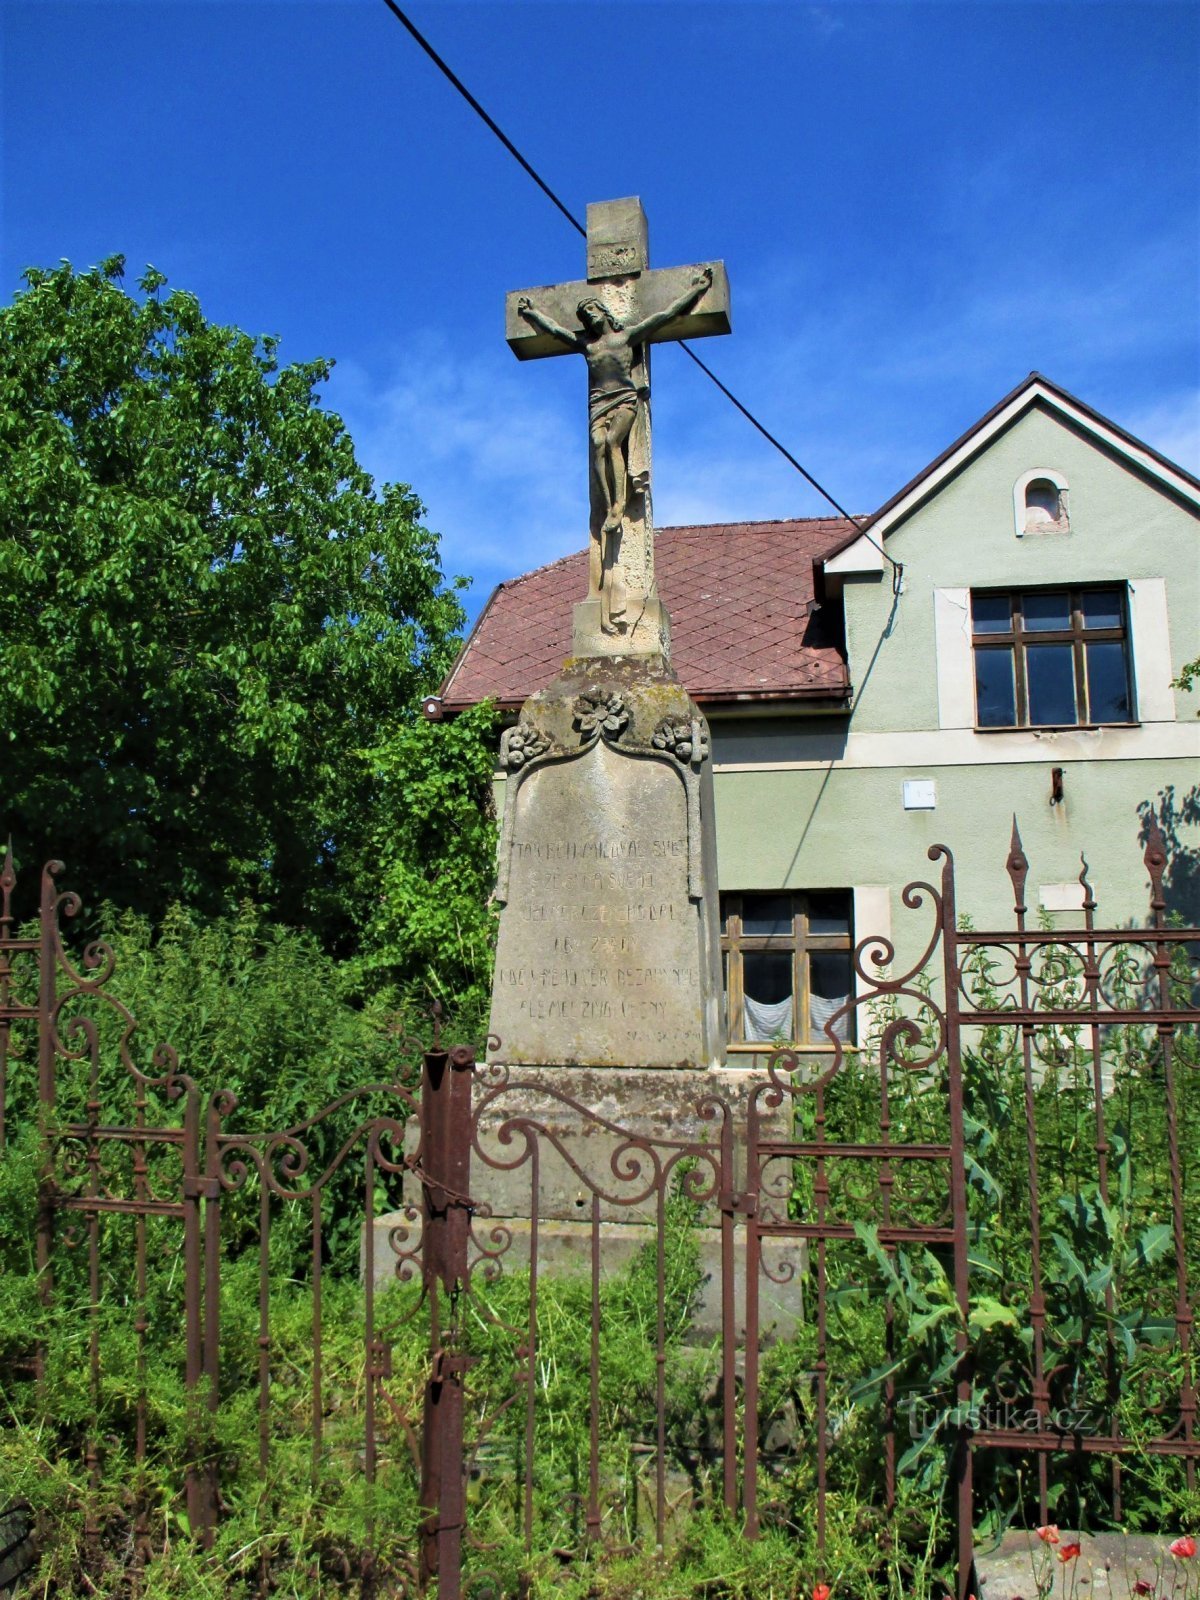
<box><xmin>813</xmin><ymin>1586</ymin><xmax>832</xmax><ymax>1600</ymax></box>
<box><xmin>1170</xmin><ymin>1536</ymin><xmax>1197</xmax><ymax>1559</ymax></box>
<box><xmin>1059</xmin><ymin>1543</ymin><xmax>1082</xmax><ymax>1563</ymax></box>
<box><xmin>1133</xmin><ymin>1581</ymin><xmax>1155</xmax><ymax>1595</ymax></box>
<box><xmin>1035</xmin><ymin>1525</ymin><xmax>1060</xmax><ymax>1544</ymax></box>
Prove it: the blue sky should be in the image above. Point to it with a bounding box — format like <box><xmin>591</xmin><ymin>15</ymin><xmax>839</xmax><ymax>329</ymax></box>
<box><xmin>4</xmin><ymin>1</ymin><xmax>1197</xmax><ymax>622</ymax></box>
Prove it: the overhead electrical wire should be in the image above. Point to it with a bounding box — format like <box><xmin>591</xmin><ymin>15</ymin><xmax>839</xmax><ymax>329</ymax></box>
<box><xmin>379</xmin><ymin>0</ymin><xmax>587</xmax><ymax>241</ymax></box>
<box><xmin>378</xmin><ymin>0</ymin><xmax>903</xmax><ymax>592</ymax></box>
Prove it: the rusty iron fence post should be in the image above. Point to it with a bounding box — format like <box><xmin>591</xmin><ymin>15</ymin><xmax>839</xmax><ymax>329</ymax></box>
<box><xmin>34</xmin><ymin>864</ymin><xmax>59</xmax><ymax>1386</ymax></box>
<box><xmin>181</xmin><ymin>1081</ymin><xmax>210</xmax><ymax>1539</ymax></box>
<box><xmin>716</xmin><ymin>1107</ymin><xmax>741</xmax><ymax>1519</ymax></box>
<box><xmin>179</xmin><ymin>1088</ymin><xmax>222</xmax><ymax>1546</ymax></box>
<box><xmin>741</xmin><ymin>1086</ymin><xmax>764</xmax><ymax>1540</ymax></box>
<box><xmin>418</xmin><ymin>1044</ymin><xmax>475</xmax><ymax>1598</ymax></box>
<box><xmin>933</xmin><ymin>844</ymin><xmax>977</xmax><ymax>1600</ymax></box>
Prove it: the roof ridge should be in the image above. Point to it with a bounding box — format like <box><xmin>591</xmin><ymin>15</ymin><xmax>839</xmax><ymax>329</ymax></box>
<box><xmin>660</xmin><ymin>515</ymin><xmax>861</xmax><ymax>533</ymax></box>
<box><xmin>495</xmin><ymin>543</ymin><xmax>587</xmax><ymax>589</ymax></box>
<box><xmin>489</xmin><ymin>516</ymin><xmax>862</xmax><ymax>591</ymax></box>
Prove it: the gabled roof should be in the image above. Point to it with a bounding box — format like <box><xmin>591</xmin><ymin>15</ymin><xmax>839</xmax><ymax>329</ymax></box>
<box><xmin>820</xmin><ymin>372</ymin><xmax>1200</xmax><ymax>578</ymax></box>
<box><xmin>437</xmin><ymin>518</ymin><xmax>855</xmax><ymax>713</ymax></box>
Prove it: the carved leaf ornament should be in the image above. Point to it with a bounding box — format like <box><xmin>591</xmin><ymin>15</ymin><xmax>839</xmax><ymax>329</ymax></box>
<box><xmin>573</xmin><ymin>691</ymin><xmax>628</xmax><ymax>742</ymax></box>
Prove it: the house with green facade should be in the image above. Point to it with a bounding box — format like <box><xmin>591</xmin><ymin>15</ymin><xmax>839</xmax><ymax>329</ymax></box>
<box><xmin>428</xmin><ymin>374</ymin><xmax>1199</xmax><ymax>1060</ymax></box>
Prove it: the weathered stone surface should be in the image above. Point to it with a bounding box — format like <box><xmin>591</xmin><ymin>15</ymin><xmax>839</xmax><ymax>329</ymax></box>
<box><xmin>490</xmin><ymin>656</ymin><xmax>724</xmax><ymax>1069</ymax></box>
<box><xmin>586</xmin><ymin>196</ymin><xmax>648</xmax><ymax>280</ymax></box>
<box><xmin>491</xmin><ymin>745</ymin><xmax>702</xmax><ymax>1065</ymax></box>
<box><xmin>975</xmin><ymin>1532</ymin><xmax>1176</xmax><ymax>1600</ymax></box>
<box><xmin>571</xmin><ymin>592</ymin><xmax>669</xmax><ymax>660</ymax></box>
<box><xmin>369</xmin><ymin>1065</ymin><xmax>804</xmax><ymax>1340</ymax></box>
<box><xmin>504</xmin><ymin>260</ymin><xmax>731</xmax><ymax>363</ymax></box>
<box><xmin>471</xmin><ymin>1065</ymin><xmax>767</xmax><ymax>1220</ymax></box>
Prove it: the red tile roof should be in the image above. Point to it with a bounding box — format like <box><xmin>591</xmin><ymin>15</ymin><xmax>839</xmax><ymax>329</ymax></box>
<box><xmin>439</xmin><ymin>517</ymin><xmax>855</xmax><ymax>711</ymax></box>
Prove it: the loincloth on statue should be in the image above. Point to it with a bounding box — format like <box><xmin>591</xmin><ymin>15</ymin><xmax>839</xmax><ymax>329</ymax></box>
<box><xmin>588</xmin><ymin>388</ymin><xmax>639</xmax><ymax>427</ymax></box>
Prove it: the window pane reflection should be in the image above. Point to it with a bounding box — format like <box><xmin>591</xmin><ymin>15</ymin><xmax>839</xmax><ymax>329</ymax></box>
<box><xmin>1024</xmin><ymin>593</ymin><xmax>1071</xmax><ymax>632</ymax></box>
<box><xmin>742</xmin><ymin>951</ymin><xmax>794</xmax><ymax>1044</ymax></box>
<box><xmin>976</xmin><ymin>648</ymin><xmax>1016</xmax><ymax>725</ymax></box>
<box><xmin>809</xmin><ymin>952</ymin><xmax>851</xmax><ymax>1042</ymax></box>
<box><xmin>808</xmin><ymin>892</ymin><xmax>852</xmax><ymax>935</ymax></box>
<box><xmin>1026</xmin><ymin>644</ymin><xmax>1076</xmax><ymax>724</ymax></box>
<box><xmin>1086</xmin><ymin>641</ymin><xmax>1132</xmax><ymax>721</ymax></box>
<box><xmin>972</xmin><ymin>593</ymin><xmax>1011</xmax><ymax>634</ymax></box>
<box><xmin>741</xmin><ymin>894</ymin><xmax>795</xmax><ymax>936</ymax></box>
<box><xmin>1081</xmin><ymin>590</ymin><xmax>1123</xmax><ymax>630</ymax></box>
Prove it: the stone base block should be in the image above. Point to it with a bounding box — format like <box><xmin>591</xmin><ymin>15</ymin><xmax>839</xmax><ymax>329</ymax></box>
<box><xmin>471</xmin><ymin>1063</ymin><xmax>790</xmax><ymax>1224</ymax></box>
<box><xmin>371</xmin><ymin>1063</ymin><xmax>804</xmax><ymax>1341</ymax></box>
<box><xmin>368</xmin><ymin>1209</ymin><xmax>804</xmax><ymax>1342</ymax></box>
<box><xmin>570</xmin><ymin>597</ymin><xmax>670</xmax><ymax>659</ymax></box>
<box><xmin>976</xmin><ymin>1533</ymin><xmax>1170</xmax><ymax>1600</ymax></box>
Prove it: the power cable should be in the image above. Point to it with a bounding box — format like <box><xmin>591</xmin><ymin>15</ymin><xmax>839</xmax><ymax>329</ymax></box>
<box><xmin>674</xmin><ymin>341</ymin><xmax>859</xmax><ymax>526</ymax></box>
<box><xmin>379</xmin><ymin>0</ymin><xmax>587</xmax><ymax>241</ymax></box>
<box><xmin>378</xmin><ymin>1</ymin><xmax>903</xmax><ymax>591</ymax></box>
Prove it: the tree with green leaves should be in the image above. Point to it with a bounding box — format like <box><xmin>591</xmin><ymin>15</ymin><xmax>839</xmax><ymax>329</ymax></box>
<box><xmin>363</xmin><ymin>700</ymin><xmax>500</xmax><ymax>1027</ymax></box>
<box><xmin>0</xmin><ymin>257</ymin><xmax>479</xmax><ymax>957</ymax></box>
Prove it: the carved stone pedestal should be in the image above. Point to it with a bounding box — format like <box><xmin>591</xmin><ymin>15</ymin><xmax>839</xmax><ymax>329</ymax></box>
<box><xmin>489</xmin><ymin>652</ymin><xmax>723</xmax><ymax>1072</ymax></box>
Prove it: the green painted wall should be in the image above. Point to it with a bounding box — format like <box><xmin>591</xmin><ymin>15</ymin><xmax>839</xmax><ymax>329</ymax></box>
<box><xmin>712</xmin><ymin>757</ymin><xmax>1183</xmax><ymax>966</ymax></box>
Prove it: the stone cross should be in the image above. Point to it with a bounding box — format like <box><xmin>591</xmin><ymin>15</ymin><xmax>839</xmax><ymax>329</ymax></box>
<box><xmin>506</xmin><ymin>197</ymin><xmax>730</xmax><ymax>657</ymax></box>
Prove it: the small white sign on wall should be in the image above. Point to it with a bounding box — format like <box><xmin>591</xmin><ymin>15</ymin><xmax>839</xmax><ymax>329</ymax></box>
<box><xmin>902</xmin><ymin>779</ymin><xmax>937</xmax><ymax>810</ymax></box>
<box><xmin>1039</xmin><ymin>882</ymin><xmax>1087</xmax><ymax>912</ymax></box>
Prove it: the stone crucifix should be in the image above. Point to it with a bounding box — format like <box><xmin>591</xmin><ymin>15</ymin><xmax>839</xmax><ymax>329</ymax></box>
<box><xmin>506</xmin><ymin>198</ymin><xmax>730</xmax><ymax>657</ymax></box>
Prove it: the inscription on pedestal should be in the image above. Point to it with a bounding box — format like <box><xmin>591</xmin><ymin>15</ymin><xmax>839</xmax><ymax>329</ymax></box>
<box><xmin>489</xmin><ymin>743</ymin><xmax>712</xmax><ymax>1067</ymax></box>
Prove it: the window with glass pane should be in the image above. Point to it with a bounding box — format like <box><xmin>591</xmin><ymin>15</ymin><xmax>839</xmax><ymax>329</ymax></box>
<box><xmin>720</xmin><ymin>891</ymin><xmax>855</xmax><ymax>1049</ymax></box>
<box><xmin>970</xmin><ymin>587</ymin><xmax>1134</xmax><ymax>728</ymax></box>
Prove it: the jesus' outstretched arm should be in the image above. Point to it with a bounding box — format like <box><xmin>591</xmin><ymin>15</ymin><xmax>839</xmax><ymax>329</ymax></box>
<box><xmin>624</xmin><ymin>267</ymin><xmax>713</xmax><ymax>346</ymax></box>
<box><xmin>516</xmin><ymin>296</ymin><xmax>582</xmax><ymax>349</ymax></box>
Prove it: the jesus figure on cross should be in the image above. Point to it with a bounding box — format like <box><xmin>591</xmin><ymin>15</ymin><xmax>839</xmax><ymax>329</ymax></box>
<box><xmin>517</xmin><ymin>265</ymin><xmax>713</xmax><ymax>632</ymax></box>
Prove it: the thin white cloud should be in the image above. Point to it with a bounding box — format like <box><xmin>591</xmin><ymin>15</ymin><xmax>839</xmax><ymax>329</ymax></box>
<box><xmin>805</xmin><ymin>7</ymin><xmax>844</xmax><ymax>40</ymax></box>
<box><xmin>331</xmin><ymin>334</ymin><xmax>589</xmax><ymax>594</ymax></box>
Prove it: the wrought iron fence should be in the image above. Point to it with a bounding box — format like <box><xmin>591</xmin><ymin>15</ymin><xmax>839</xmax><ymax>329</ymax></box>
<box><xmin>0</xmin><ymin>829</ymin><xmax>1196</xmax><ymax>1599</ymax></box>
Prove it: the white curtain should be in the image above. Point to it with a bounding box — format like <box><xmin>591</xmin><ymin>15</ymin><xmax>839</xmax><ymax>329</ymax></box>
<box><xmin>809</xmin><ymin>992</ymin><xmax>850</xmax><ymax>1042</ymax></box>
<box><xmin>743</xmin><ymin>993</ymin><xmax>794</xmax><ymax>1043</ymax></box>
